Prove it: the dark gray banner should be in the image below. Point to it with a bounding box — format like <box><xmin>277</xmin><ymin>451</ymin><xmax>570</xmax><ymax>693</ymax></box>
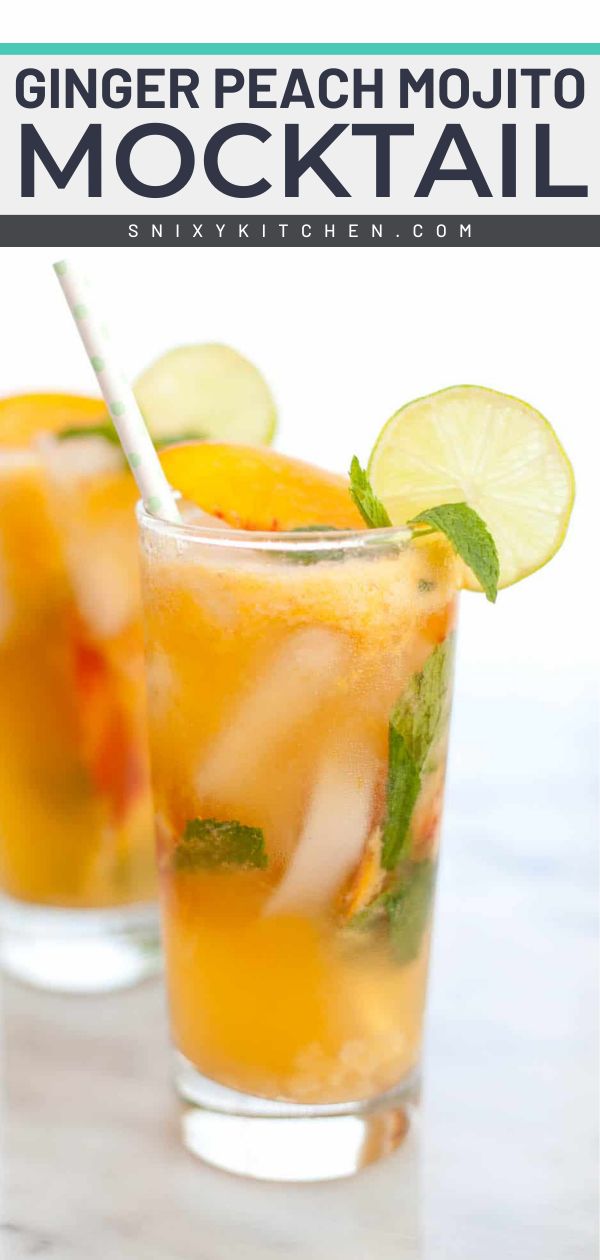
<box><xmin>0</xmin><ymin>216</ymin><xmax>598</xmax><ymax>247</ymax></box>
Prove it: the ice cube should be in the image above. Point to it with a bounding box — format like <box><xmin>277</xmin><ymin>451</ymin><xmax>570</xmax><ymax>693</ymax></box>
<box><xmin>66</xmin><ymin>525</ymin><xmax>140</xmax><ymax>639</ymax></box>
<box><xmin>38</xmin><ymin>434</ymin><xmax>124</xmax><ymax>480</ymax></box>
<box><xmin>265</xmin><ymin>741</ymin><xmax>378</xmax><ymax>917</ymax></box>
<box><xmin>38</xmin><ymin>436</ymin><xmax>139</xmax><ymax>639</ymax></box>
<box><xmin>196</xmin><ymin>627</ymin><xmax>349</xmax><ymax>805</ymax></box>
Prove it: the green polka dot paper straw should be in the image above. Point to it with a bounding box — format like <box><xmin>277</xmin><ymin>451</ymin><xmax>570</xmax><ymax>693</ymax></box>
<box><xmin>53</xmin><ymin>258</ymin><xmax>181</xmax><ymax>524</ymax></box>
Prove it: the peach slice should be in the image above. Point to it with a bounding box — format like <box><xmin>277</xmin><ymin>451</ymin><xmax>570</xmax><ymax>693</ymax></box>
<box><xmin>159</xmin><ymin>442</ymin><xmax>364</xmax><ymax>532</ymax></box>
<box><xmin>339</xmin><ymin>825</ymin><xmax>386</xmax><ymax>920</ymax></box>
<box><xmin>69</xmin><ymin>614</ymin><xmax>147</xmax><ymax>824</ymax></box>
<box><xmin>0</xmin><ymin>393</ymin><xmax>108</xmax><ymax>447</ymax></box>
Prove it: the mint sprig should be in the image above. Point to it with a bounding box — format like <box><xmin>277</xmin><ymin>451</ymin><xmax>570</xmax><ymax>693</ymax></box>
<box><xmin>173</xmin><ymin>818</ymin><xmax>268</xmax><ymax>871</ymax></box>
<box><xmin>381</xmin><ymin>637</ymin><xmax>453</xmax><ymax>870</ymax></box>
<box><xmin>410</xmin><ymin>503</ymin><xmax>499</xmax><ymax>603</ymax></box>
<box><xmin>58</xmin><ymin>422</ymin><xmax>120</xmax><ymax>445</ymax></box>
<box><xmin>349</xmin><ymin>457</ymin><xmax>392</xmax><ymax>528</ymax></box>
<box><xmin>381</xmin><ymin>722</ymin><xmax>421</xmax><ymax>870</ymax></box>
<box><xmin>348</xmin><ymin>458</ymin><xmax>499</xmax><ymax>601</ymax></box>
<box><xmin>392</xmin><ymin>634</ymin><xmax>454</xmax><ymax>774</ymax></box>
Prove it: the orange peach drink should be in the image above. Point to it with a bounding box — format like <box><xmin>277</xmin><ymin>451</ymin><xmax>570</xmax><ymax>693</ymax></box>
<box><xmin>0</xmin><ymin>395</ymin><xmax>154</xmax><ymax>907</ymax></box>
<box><xmin>140</xmin><ymin>444</ymin><xmax>459</xmax><ymax>1103</ymax></box>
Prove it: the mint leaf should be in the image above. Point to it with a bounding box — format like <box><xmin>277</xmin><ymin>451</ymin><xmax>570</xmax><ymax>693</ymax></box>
<box><xmin>58</xmin><ymin>422</ymin><xmax>120</xmax><ymax>445</ymax></box>
<box><xmin>155</xmin><ymin>431</ymin><xmax>207</xmax><ymax>449</ymax></box>
<box><xmin>173</xmin><ymin>818</ymin><xmax>268</xmax><ymax>871</ymax></box>
<box><xmin>381</xmin><ymin>726</ymin><xmax>421</xmax><ymax>870</ymax></box>
<box><xmin>387</xmin><ymin>861</ymin><xmax>436</xmax><ymax>963</ymax></box>
<box><xmin>392</xmin><ymin>636</ymin><xmax>454</xmax><ymax>772</ymax></box>
<box><xmin>410</xmin><ymin>502</ymin><xmax>499</xmax><ymax>603</ymax></box>
<box><xmin>349</xmin><ymin>456</ymin><xmax>392</xmax><ymax>528</ymax></box>
<box><xmin>347</xmin><ymin>459</ymin><xmax>499</xmax><ymax>598</ymax></box>
<box><xmin>381</xmin><ymin>638</ymin><xmax>453</xmax><ymax>871</ymax></box>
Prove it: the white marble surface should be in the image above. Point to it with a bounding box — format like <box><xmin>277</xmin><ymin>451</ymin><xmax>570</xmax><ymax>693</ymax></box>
<box><xmin>0</xmin><ymin>678</ymin><xmax>597</xmax><ymax>1260</ymax></box>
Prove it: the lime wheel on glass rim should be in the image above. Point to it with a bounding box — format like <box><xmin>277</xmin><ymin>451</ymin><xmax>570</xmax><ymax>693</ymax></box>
<box><xmin>367</xmin><ymin>384</ymin><xmax>575</xmax><ymax>592</ymax></box>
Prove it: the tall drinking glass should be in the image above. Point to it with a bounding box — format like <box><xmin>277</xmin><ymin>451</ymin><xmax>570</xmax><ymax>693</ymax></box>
<box><xmin>0</xmin><ymin>400</ymin><xmax>158</xmax><ymax>990</ymax></box>
<box><xmin>138</xmin><ymin>507</ymin><xmax>458</xmax><ymax>1180</ymax></box>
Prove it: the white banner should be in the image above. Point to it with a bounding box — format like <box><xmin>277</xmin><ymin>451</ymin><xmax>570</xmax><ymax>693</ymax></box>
<box><xmin>0</xmin><ymin>50</ymin><xmax>597</xmax><ymax>216</ymax></box>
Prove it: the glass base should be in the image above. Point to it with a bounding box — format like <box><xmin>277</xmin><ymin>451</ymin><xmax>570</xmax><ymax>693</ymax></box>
<box><xmin>0</xmin><ymin>896</ymin><xmax>161</xmax><ymax>993</ymax></box>
<box><xmin>175</xmin><ymin>1052</ymin><xmax>419</xmax><ymax>1182</ymax></box>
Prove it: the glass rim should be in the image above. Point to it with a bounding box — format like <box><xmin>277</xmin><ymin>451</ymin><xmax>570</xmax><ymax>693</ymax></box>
<box><xmin>136</xmin><ymin>499</ymin><xmax>413</xmax><ymax>554</ymax></box>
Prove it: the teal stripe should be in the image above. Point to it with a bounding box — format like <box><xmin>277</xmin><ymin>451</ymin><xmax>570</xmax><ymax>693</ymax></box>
<box><xmin>0</xmin><ymin>43</ymin><xmax>599</xmax><ymax>54</ymax></box>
